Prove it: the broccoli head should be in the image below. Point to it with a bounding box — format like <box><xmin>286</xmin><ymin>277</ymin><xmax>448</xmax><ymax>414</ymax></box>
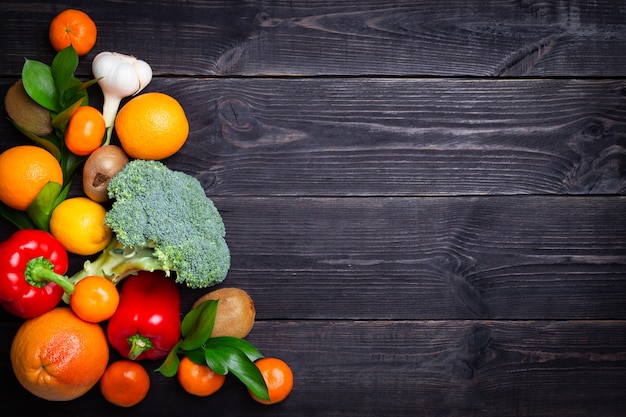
<box><xmin>69</xmin><ymin>159</ymin><xmax>230</xmax><ymax>289</ymax></box>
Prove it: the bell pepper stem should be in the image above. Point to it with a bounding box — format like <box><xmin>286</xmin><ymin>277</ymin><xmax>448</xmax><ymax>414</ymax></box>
<box><xmin>24</xmin><ymin>256</ymin><xmax>75</xmax><ymax>295</ymax></box>
<box><xmin>127</xmin><ymin>334</ymin><xmax>154</xmax><ymax>360</ymax></box>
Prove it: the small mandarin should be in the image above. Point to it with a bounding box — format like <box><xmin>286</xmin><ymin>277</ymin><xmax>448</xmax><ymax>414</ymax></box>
<box><xmin>49</xmin><ymin>9</ymin><xmax>97</xmax><ymax>56</ymax></box>
<box><xmin>177</xmin><ymin>356</ymin><xmax>226</xmax><ymax>397</ymax></box>
<box><xmin>100</xmin><ymin>360</ymin><xmax>150</xmax><ymax>407</ymax></box>
<box><xmin>65</xmin><ymin>105</ymin><xmax>106</xmax><ymax>156</ymax></box>
<box><xmin>115</xmin><ymin>92</ymin><xmax>189</xmax><ymax>160</ymax></box>
<box><xmin>70</xmin><ymin>275</ymin><xmax>119</xmax><ymax>323</ymax></box>
<box><xmin>249</xmin><ymin>357</ymin><xmax>294</xmax><ymax>405</ymax></box>
<box><xmin>0</xmin><ymin>145</ymin><xmax>63</xmax><ymax>211</ymax></box>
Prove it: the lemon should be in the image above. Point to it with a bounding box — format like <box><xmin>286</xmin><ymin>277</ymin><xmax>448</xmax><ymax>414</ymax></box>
<box><xmin>50</xmin><ymin>197</ymin><xmax>112</xmax><ymax>255</ymax></box>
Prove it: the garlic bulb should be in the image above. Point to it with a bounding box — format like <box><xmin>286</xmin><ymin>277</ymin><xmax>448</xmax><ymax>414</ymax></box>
<box><xmin>92</xmin><ymin>51</ymin><xmax>152</xmax><ymax>144</ymax></box>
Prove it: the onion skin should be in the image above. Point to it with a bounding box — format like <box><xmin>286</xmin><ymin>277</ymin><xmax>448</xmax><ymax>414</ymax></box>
<box><xmin>83</xmin><ymin>145</ymin><xmax>129</xmax><ymax>202</ymax></box>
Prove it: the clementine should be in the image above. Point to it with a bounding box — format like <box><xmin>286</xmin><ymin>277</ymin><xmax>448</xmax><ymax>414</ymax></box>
<box><xmin>64</xmin><ymin>105</ymin><xmax>106</xmax><ymax>156</ymax></box>
<box><xmin>249</xmin><ymin>357</ymin><xmax>294</xmax><ymax>405</ymax></box>
<box><xmin>100</xmin><ymin>360</ymin><xmax>150</xmax><ymax>407</ymax></box>
<box><xmin>115</xmin><ymin>92</ymin><xmax>189</xmax><ymax>160</ymax></box>
<box><xmin>49</xmin><ymin>9</ymin><xmax>97</xmax><ymax>56</ymax></box>
<box><xmin>0</xmin><ymin>145</ymin><xmax>63</xmax><ymax>211</ymax></box>
<box><xmin>10</xmin><ymin>307</ymin><xmax>109</xmax><ymax>401</ymax></box>
<box><xmin>177</xmin><ymin>356</ymin><xmax>226</xmax><ymax>397</ymax></box>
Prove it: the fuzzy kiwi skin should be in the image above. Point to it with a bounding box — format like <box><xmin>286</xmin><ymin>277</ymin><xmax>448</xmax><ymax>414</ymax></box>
<box><xmin>4</xmin><ymin>80</ymin><xmax>53</xmax><ymax>137</ymax></box>
<box><xmin>192</xmin><ymin>287</ymin><xmax>256</xmax><ymax>338</ymax></box>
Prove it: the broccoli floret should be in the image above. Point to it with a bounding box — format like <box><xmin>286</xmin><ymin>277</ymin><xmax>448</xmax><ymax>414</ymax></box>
<box><xmin>69</xmin><ymin>159</ymin><xmax>230</xmax><ymax>289</ymax></box>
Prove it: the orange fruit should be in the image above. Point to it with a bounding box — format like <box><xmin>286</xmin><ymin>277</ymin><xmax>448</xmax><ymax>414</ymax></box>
<box><xmin>70</xmin><ymin>275</ymin><xmax>120</xmax><ymax>323</ymax></box>
<box><xmin>100</xmin><ymin>360</ymin><xmax>150</xmax><ymax>407</ymax></box>
<box><xmin>115</xmin><ymin>92</ymin><xmax>189</xmax><ymax>160</ymax></box>
<box><xmin>249</xmin><ymin>357</ymin><xmax>294</xmax><ymax>405</ymax></box>
<box><xmin>177</xmin><ymin>356</ymin><xmax>226</xmax><ymax>397</ymax></box>
<box><xmin>0</xmin><ymin>145</ymin><xmax>63</xmax><ymax>211</ymax></box>
<box><xmin>49</xmin><ymin>9</ymin><xmax>97</xmax><ymax>56</ymax></box>
<box><xmin>64</xmin><ymin>105</ymin><xmax>106</xmax><ymax>156</ymax></box>
<box><xmin>10</xmin><ymin>307</ymin><xmax>109</xmax><ymax>401</ymax></box>
<box><xmin>49</xmin><ymin>197</ymin><xmax>112</xmax><ymax>255</ymax></box>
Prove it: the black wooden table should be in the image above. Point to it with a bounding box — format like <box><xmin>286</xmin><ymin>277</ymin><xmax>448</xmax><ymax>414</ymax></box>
<box><xmin>1</xmin><ymin>1</ymin><xmax>625</xmax><ymax>416</ymax></box>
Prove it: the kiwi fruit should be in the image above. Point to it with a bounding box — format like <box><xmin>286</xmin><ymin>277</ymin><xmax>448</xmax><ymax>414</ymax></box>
<box><xmin>4</xmin><ymin>80</ymin><xmax>53</xmax><ymax>137</ymax></box>
<box><xmin>192</xmin><ymin>287</ymin><xmax>256</xmax><ymax>338</ymax></box>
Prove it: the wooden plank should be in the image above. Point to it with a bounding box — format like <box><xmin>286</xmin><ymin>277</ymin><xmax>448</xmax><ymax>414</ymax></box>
<box><xmin>211</xmin><ymin>195</ymin><xmax>626</xmax><ymax>320</ymax></box>
<box><xmin>3</xmin><ymin>77</ymin><xmax>625</xmax><ymax>196</ymax></box>
<box><xmin>1</xmin><ymin>320</ymin><xmax>625</xmax><ymax>416</ymax></box>
<box><xmin>0</xmin><ymin>1</ymin><xmax>625</xmax><ymax>77</ymax></box>
<box><xmin>2</xmin><ymin>194</ymin><xmax>623</xmax><ymax>323</ymax></box>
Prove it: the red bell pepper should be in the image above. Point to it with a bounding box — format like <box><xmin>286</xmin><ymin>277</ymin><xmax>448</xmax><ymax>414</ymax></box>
<box><xmin>0</xmin><ymin>229</ymin><xmax>75</xmax><ymax>318</ymax></box>
<box><xmin>106</xmin><ymin>270</ymin><xmax>181</xmax><ymax>360</ymax></box>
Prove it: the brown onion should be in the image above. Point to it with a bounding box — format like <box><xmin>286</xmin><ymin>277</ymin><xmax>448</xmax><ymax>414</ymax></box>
<box><xmin>83</xmin><ymin>145</ymin><xmax>129</xmax><ymax>202</ymax></box>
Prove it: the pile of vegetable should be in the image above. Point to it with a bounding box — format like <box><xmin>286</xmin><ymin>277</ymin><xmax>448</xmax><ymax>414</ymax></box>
<box><xmin>0</xmin><ymin>8</ymin><xmax>292</xmax><ymax>408</ymax></box>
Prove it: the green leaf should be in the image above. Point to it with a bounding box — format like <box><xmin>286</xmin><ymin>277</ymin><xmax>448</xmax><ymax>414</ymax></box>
<box><xmin>205</xmin><ymin>337</ymin><xmax>264</xmax><ymax>362</ymax></box>
<box><xmin>54</xmin><ymin>181</ymin><xmax>72</xmax><ymax>207</ymax></box>
<box><xmin>205</xmin><ymin>345</ymin><xmax>269</xmax><ymax>401</ymax></box>
<box><xmin>51</xmin><ymin>46</ymin><xmax>78</xmax><ymax>90</ymax></box>
<box><xmin>51</xmin><ymin>96</ymin><xmax>84</xmax><ymax>132</ymax></box>
<box><xmin>0</xmin><ymin>201</ymin><xmax>35</xmax><ymax>230</ymax></box>
<box><xmin>180</xmin><ymin>300</ymin><xmax>218</xmax><ymax>348</ymax></box>
<box><xmin>154</xmin><ymin>341</ymin><xmax>181</xmax><ymax>377</ymax></box>
<box><xmin>204</xmin><ymin>346</ymin><xmax>229</xmax><ymax>375</ymax></box>
<box><xmin>26</xmin><ymin>181</ymin><xmax>63</xmax><ymax>231</ymax></box>
<box><xmin>22</xmin><ymin>59</ymin><xmax>59</xmax><ymax>112</ymax></box>
<box><xmin>8</xmin><ymin>121</ymin><xmax>61</xmax><ymax>160</ymax></box>
<box><xmin>61</xmin><ymin>153</ymin><xmax>86</xmax><ymax>183</ymax></box>
<box><xmin>185</xmin><ymin>347</ymin><xmax>207</xmax><ymax>365</ymax></box>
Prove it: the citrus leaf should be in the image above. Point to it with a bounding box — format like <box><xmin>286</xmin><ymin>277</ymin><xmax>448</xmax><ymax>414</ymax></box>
<box><xmin>204</xmin><ymin>345</ymin><xmax>269</xmax><ymax>401</ymax></box>
<box><xmin>51</xmin><ymin>46</ymin><xmax>78</xmax><ymax>89</ymax></box>
<box><xmin>26</xmin><ymin>181</ymin><xmax>63</xmax><ymax>231</ymax></box>
<box><xmin>53</xmin><ymin>181</ymin><xmax>72</xmax><ymax>207</ymax></box>
<box><xmin>180</xmin><ymin>300</ymin><xmax>218</xmax><ymax>350</ymax></box>
<box><xmin>80</xmin><ymin>78</ymin><xmax>99</xmax><ymax>90</ymax></box>
<box><xmin>154</xmin><ymin>341</ymin><xmax>181</xmax><ymax>377</ymax></box>
<box><xmin>184</xmin><ymin>348</ymin><xmax>207</xmax><ymax>365</ymax></box>
<box><xmin>204</xmin><ymin>346</ymin><xmax>229</xmax><ymax>375</ymax></box>
<box><xmin>8</xmin><ymin>121</ymin><xmax>62</xmax><ymax>160</ymax></box>
<box><xmin>22</xmin><ymin>59</ymin><xmax>59</xmax><ymax>112</ymax></box>
<box><xmin>205</xmin><ymin>337</ymin><xmax>264</xmax><ymax>362</ymax></box>
<box><xmin>51</xmin><ymin>97</ymin><xmax>84</xmax><ymax>133</ymax></box>
<box><xmin>0</xmin><ymin>202</ymin><xmax>34</xmax><ymax>230</ymax></box>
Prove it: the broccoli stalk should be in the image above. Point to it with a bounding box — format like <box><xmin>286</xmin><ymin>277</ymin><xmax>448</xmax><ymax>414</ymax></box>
<box><xmin>68</xmin><ymin>236</ymin><xmax>164</xmax><ymax>285</ymax></box>
<box><xmin>65</xmin><ymin>159</ymin><xmax>230</xmax><ymax>294</ymax></box>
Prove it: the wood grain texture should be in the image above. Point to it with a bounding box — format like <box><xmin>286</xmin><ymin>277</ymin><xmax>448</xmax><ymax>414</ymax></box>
<box><xmin>3</xmin><ymin>77</ymin><xmax>625</xmax><ymax>196</ymax></box>
<box><xmin>0</xmin><ymin>1</ymin><xmax>625</xmax><ymax>416</ymax></box>
<box><xmin>0</xmin><ymin>0</ymin><xmax>625</xmax><ymax>77</ymax></box>
<box><xmin>1</xmin><ymin>320</ymin><xmax>625</xmax><ymax>416</ymax></box>
<box><xmin>214</xmin><ymin>195</ymin><xmax>626</xmax><ymax>320</ymax></box>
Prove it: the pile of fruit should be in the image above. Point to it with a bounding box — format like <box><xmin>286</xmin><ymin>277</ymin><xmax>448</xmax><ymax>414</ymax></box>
<box><xmin>0</xmin><ymin>9</ymin><xmax>292</xmax><ymax>408</ymax></box>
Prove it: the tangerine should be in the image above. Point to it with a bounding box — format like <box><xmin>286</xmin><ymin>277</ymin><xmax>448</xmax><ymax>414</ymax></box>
<box><xmin>49</xmin><ymin>9</ymin><xmax>97</xmax><ymax>56</ymax></box>
<box><xmin>0</xmin><ymin>145</ymin><xmax>63</xmax><ymax>211</ymax></box>
<box><xmin>70</xmin><ymin>275</ymin><xmax>120</xmax><ymax>323</ymax></box>
<box><xmin>65</xmin><ymin>105</ymin><xmax>106</xmax><ymax>156</ymax></box>
<box><xmin>115</xmin><ymin>92</ymin><xmax>189</xmax><ymax>160</ymax></box>
<box><xmin>100</xmin><ymin>360</ymin><xmax>150</xmax><ymax>407</ymax></box>
<box><xmin>249</xmin><ymin>357</ymin><xmax>294</xmax><ymax>405</ymax></box>
<box><xmin>177</xmin><ymin>356</ymin><xmax>226</xmax><ymax>397</ymax></box>
<box><xmin>10</xmin><ymin>307</ymin><xmax>109</xmax><ymax>401</ymax></box>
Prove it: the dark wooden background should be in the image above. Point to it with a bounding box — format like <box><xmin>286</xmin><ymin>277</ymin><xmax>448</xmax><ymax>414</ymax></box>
<box><xmin>1</xmin><ymin>1</ymin><xmax>625</xmax><ymax>416</ymax></box>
